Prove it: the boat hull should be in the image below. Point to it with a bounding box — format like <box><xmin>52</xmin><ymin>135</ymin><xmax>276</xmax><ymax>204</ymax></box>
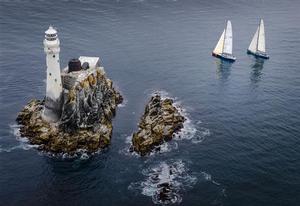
<box><xmin>212</xmin><ymin>52</ymin><xmax>236</xmax><ymax>62</ymax></box>
<box><xmin>247</xmin><ymin>50</ymin><xmax>269</xmax><ymax>59</ymax></box>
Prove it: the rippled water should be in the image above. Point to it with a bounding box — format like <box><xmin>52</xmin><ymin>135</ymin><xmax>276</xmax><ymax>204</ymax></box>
<box><xmin>1</xmin><ymin>0</ymin><xmax>300</xmax><ymax>205</ymax></box>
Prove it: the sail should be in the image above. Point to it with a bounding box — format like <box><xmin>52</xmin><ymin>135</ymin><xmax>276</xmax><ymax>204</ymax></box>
<box><xmin>248</xmin><ymin>27</ymin><xmax>259</xmax><ymax>52</ymax></box>
<box><xmin>213</xmin><ymin>29</ymin><xmax>225</xmax><ymax>55</ymax></box>
<box><xmin>257</xmin><ymin>19</ymin><xmax>266</xmax><ymax>52</ymax></box>
<box><xmin>223</xmin><ymin>20</ymin><xmax>233</xmax><ymax>54</ymax></box>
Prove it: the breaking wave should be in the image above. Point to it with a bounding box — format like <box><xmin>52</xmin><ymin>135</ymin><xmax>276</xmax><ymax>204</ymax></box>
<box><xmin>41</xmin><ymin>148</ymin><xmax>93</xmax><ymax>160</ymax></box>
<box><xmin>4</xmin><ymin>124</ymin><xmax>94</xmax><ymax>160</ymax></box>
<box><xmin>0</xmin><ymin>124</ymin><xmax>39</xmax><ymax>153</ymax></box>
<box><xmin>153</xmin><ymin>90</ymin><xmax>210</xmax><ymax>144</ymax></box>
<box><xmin>129</xmin><ymin>160</ymin><xmax>226</xmax><ymax>205</ymax></box>
<box><xmin>173</xmin><ymin>99</ymin><xmax>210</xmax><ymax>144</ymax></box>
<box><xmin>118</xmin><ymin>98</ymin><xmax>128</xmax><ymax>108</ymax></box>
<box><xmin>128</xmin><ymin>160</ymin><xmax>197</xmax><ymax>205</ymax></box>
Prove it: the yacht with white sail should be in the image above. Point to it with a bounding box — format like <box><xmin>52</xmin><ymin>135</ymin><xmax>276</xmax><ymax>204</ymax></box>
<box><xmin>212</xmin><ymin>20</ymin><xmax>236</xmax><ymax>62</ymax></box>
<box><xmin>247</xmin><ymin>19</ymin><xmax>269</xmax><ymax>59</ymax></box>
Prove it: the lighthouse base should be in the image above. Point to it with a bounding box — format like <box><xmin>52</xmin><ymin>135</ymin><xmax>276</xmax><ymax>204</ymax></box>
<box><xmin>42</xmin><ymin>97</ymin><xmax>62</xmax><ymax>122</ymax></box>
<box><xmin>42</xmin><ymin>107</ymin><xmax>60</xmax><ymax>123</ymax></box>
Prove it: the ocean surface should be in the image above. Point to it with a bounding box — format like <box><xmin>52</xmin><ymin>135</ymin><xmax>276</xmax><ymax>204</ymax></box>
<box><xmin>0</xmin><ymin>0</ymin><xmax>300</xmax><ymax>205</ymax></box>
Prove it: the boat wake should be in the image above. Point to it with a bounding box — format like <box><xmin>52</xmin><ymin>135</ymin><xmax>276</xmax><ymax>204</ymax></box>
<box><xmin>128</xmin><ymin>160</ymin><xmax>197</xmax><ymax>205</ymax></box>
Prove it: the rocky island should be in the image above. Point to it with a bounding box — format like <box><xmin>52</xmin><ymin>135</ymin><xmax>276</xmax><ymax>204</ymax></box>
<box><xmin>17</xmin><ymin>67</ymin><xmax>122</xmax><ymax>154</ymax></box>
<box><xmin>132</xmin><ymin>95</ymin><xmax>185</xmax><ymax>156</ymax></box>
<box><xmin>16</xmin><ymin>26</ymin><xmax>122</xmax><ymax>155</ymax></box>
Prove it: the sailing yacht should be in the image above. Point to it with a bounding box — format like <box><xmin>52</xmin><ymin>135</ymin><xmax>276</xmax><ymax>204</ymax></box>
<box><xmin>212</xmin><ymin>20</ymin><xmax>236</xmax><ymax>62</ymax></box>
<box><xmin>247</xmin><ymin>19</ymin><xmax>269</xmax><ymax>59</ymax></box>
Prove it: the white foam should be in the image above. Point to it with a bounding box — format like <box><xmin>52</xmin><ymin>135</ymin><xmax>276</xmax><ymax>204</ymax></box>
<box><xmin>201</xmin><ymin>171</ymin><xmax>212</xmax><ymax>181</ymax></box>
<box><xmin>148</xmin><ymin>141</ymin><xmax>178</xmax><ymax>156</ymax></box>
<box><xmin>118</xmin><ymin>98</ymin><xmax>128</xmax><ymax>108</ymax></box>
<box><xmin>192</xmin><ymin>127</ymin><xmax>210</xmax><ymax>144</ymax></box>
<box><xmin>196</xmin><ymin>120</ymin><xmax>202</xmax><ymax>124</ymax></box>
<box><xmin>151</xmin><ymin>90</ymin><xmax>200</xmax><ymax>144</ymax></box>
<box><xmin>173</xmin><ymin>103</ymin><xmax>210</xmax><ymax>144</ymax></box>
<box><xmin>120</xmin><ymin>134</ymin><xmax>179</xmax><ymax>157</ymax></box>
<box><xmin>119</xmin><ymin>133</ymin><xmax>178</xmax><ymax>157</ymax></box>
<box><xmin>125</xmin><ymin>134</ymin><xmax>132</xmax><ymax>144</ymax></box>
<box><xmin>0</xmin><ymin>124</ymin><xmax>39</xmax><ymax>153</ymax></box>
<box><xmin>4</xmin><ymin>124</ymin><xmax>95</xmax><ymax>159</ymax></box>
<box><xmin>129</xmin><ymin>160</ymin><xmax>197</xmax><ymax>205</ymax></box>
<box><xmin>39</xmin><ymin>148</ymin><xmax>95</xmax><ymax>160</ymax></box>
<box><xmin>200</xmin><ymin>171</ymin><xmax>222</xmax><ymax>186</ymax></box>
<box><xmin>150</xmin><ymin>90</ymin><xmax>170</xmax><ymax>100</ymax></box>
<box><xmin>172</xmin><ymin>96</ymin><xmax>210</xmax><ymax>144</ymax></box>
<box><xmin>118</xmin><ymin>134</ymin><xmax>139</xmax><ymax>157</ymax></box>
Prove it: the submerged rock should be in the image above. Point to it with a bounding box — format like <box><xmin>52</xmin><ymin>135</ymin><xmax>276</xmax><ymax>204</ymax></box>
<box><xmin>16</xmin><ymin>67</ymin><xmax>122</xmax><ymax>154</ymax></box>
<box><xmin>132</xmin><ymin>95</ymin><xmax>185</xmax><ymax>155</ymax></box>
<box><xmin>128</xmin><ymin>160</ymin><xmax>196</xmax><ymax>205</ymax></box>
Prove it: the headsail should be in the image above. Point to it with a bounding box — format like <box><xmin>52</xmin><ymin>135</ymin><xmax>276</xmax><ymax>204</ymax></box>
<box><xmin>257</xmin><ymin>19</ymin><xmax>266</xmax><ymax>52</ymax></box>
<box><xmin>213</xmin><ymin>29</ymin><xmax>225</xmax><ymax>55</ymax></box>
<box><xmin>223</xmin><ymin>20</ymin><xmax>233</xmax><ymax>55</ymax></box>
<box><xmin>248</xmin><ymin>27</ymin><xmax>259</xmax><ymax>53</ymax></box>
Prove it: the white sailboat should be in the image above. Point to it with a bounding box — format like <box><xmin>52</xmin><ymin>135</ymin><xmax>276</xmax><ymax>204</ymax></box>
<box><xmin>247</xmin><ymin>19</ymin><xmax>269</xmax><ymax>59</ymax></box>
<box><xmin>212</xmin><ymin>20</ymin><xmax>236</xmax><ymax>62</ymax></box>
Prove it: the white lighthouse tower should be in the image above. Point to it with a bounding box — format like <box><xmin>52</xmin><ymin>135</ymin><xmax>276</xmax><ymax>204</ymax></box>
<box><xmin>42</xmin><ymin>26</ymin><xmax>63</xmax><ymax>122</ymax></box>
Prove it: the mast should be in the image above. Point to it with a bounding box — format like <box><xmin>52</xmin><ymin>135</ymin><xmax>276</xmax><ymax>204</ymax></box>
<box><xmin>257</xmin><ymin>19</ymin><xmax>266</xmax><ymax>53</ymax></box>
<box><xmin>256</xmin><ymin>20</ymin><xmax>261</xmax><ymax>52</ymax></box>
<box><xmin>223</xmin><ymin>20</ymin><xmax>233</xmax><ymax>55</ymax></box>
<box><xmin>222</xmin><ymin>21</ymin><xmax>227</xmax><ymax>54</ymax></box>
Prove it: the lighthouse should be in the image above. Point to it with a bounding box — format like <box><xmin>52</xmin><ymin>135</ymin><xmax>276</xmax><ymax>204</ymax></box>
<box><xmin>42</xmin><ymin>26</ymin><xmax>63</xmax><ymax>122</ymax></box>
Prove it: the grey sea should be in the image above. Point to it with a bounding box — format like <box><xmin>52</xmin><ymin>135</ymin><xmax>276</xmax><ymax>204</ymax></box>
<box><xmin>0</xmin><ymin>0</ymin><xmax>300</xmax><ymax>205</ymax></box>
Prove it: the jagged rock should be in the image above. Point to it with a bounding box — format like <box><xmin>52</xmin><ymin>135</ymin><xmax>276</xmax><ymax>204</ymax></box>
<box><xmin>16</xmin><ymin>68</ymin><xmax>122</xmax><ymax>154</ymax></box>
<box><xmin>132</xmin><ymin>95</ymin><xmax>185</xmax><ymax>156</ymax></box>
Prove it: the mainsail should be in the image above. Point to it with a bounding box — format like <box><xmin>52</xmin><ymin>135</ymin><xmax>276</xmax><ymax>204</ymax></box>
<box><xmin>213</xmin><ymin>29</ymin><xmax>225</xmax><ymax>55</ymax></box>
<box><xmin>223</xmin><ymin>20</ymin><xmax>233</xmax><ymax>55</ymax></box>
<box><xmin>257</xmin><ymin>19</ymin><xmax>266</xmax><ymax>52</ymax></box>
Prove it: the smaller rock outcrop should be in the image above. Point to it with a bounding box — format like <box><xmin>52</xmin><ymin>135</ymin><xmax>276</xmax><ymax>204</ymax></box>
<box><xmin>132</xmin><ymin>95</ymin><xmax>185</xmax><ymax>156</ymax></box>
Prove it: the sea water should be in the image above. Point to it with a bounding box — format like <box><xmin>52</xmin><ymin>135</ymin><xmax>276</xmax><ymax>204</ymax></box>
<box><xmin>0</xmin><ymin>0</ymin><xmax>300</xmax><ymax>205</ymax></box>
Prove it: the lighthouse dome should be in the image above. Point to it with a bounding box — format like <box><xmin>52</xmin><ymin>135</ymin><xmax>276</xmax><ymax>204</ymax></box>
<box><xmin>45</xmin><ymin>26</ymin><xmax>57</xmax><ymax>35</ymax></box>
<box><xmin>45</xmin><ymin>26</ymin><xmax>58</xmax><ymax>41</ymax></box>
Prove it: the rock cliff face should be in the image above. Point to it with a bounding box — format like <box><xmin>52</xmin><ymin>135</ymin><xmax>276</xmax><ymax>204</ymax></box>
<box><xmin>132</xmin><ymin>95</ymin><xmax>185</xmax><ymax>156</ymax></box>
<box><xmin>16</xmin><ymin>67</ymin><xmax>122</xmax><ymax>154</ymax></box>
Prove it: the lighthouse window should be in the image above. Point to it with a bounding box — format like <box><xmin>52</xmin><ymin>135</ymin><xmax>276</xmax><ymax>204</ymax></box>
<box><xmin>46</xmin><ymin>34</ymin><xmax>56</xmax><ymax>37</ymax></box>
<box><xmin>55</xmin><ymin>79</ymin><xmax>57</xmax><ymax>82</ymax></box>
<box><xmin>49</xmin><ymin>73</ymin><xmax>52</xmax><ymax>76</ymax></box>
<box><xmin>46</xmin><ymin>35</ymin><xmax>57</xmax><ymax>41</ymax></box>
<box><xmin>53</xmin><ymin>55</ymin><xmax>55</xmax><ymax>58</ymax></box>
